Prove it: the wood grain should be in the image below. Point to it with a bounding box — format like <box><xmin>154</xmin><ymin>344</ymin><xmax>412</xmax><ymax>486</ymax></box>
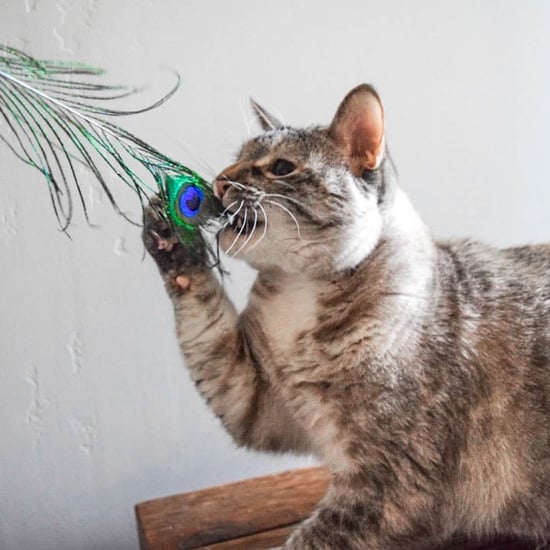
<box><xmin>135</xmin><ymin>466</ymin><xmax>540</xmax><ymax>550</ymax></box>
<box><xmin>135</xmin><ymin>467</ymin><xmax>330</xmax><ymax>550</ymax></box>
<box><xmin>200</xmin><ymin>525</ymin><xmax>296</xmax><ymax>549</ymax></box>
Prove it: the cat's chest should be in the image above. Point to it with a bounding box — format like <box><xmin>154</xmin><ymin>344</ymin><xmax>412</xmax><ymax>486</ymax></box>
<box><xmin>250</xmin><ymin>276</ymin><xmax>320</xmax><ymax>358</ymax></box>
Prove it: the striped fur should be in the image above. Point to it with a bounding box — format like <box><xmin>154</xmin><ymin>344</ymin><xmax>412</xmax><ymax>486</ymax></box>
<box><xmin>143</xmin><ymin>85</ymin><xmax>550</xmax><ymax>549</ymax></box>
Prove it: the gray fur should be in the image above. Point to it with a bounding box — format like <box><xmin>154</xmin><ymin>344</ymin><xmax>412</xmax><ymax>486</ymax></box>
<box><xmin>143</xmin><ymin>85</ymin><xmax>550</xmax><ymax>549</ymax></box>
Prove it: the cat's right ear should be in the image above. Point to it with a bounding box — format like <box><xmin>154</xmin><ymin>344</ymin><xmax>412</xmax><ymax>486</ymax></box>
<box><xmin>250</xmin><ymin>98</ymin><xmax>283</xmax><ymax>131</ymax></box>
<box><xmin>329</xmin><ymin>84</ymin><xmax>385</xmax><ymax>176</ymax></box>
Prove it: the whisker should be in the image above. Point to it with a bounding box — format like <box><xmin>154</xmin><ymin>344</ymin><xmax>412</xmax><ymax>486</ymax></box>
<box><xmin>227</xmin><ymin>200</ymin><xmax>245</xmax><ymax>222</ymax></box>
<box><xmin>224</xmin><ymin>178</ymin><xmax>246</xmax><ymax>190</ymax></box>
<box><xmin>175</xmin><ymin>138</ymin><xmax>219</xmax><ymax>180</ymax></box>
<box><xmin>273</xmin><ymin>108</ymin><xmax>286</xmax><ymax>127</ymax></box>
<box><xmin>233</xmin><ymin>206</ymin><xmax>258</xmax><ymax>256</ymax></box>
<box><xmin>238</xmin><ymin>101</ymin><xmax>252</xmax><ymax>137</ymax></box>
<box><xmin>220</xmin><ymin>199</ymin><xmax>240</xmax><ymax>216</ymax></box>
<box><xmin>263</xmin><ymin>192</ymin><xmax>308</xmax><ymax>211</ymax></box>
<box><xmin>223</xmin><ymin>221</ymin><xmax>241</xmax><ymax>256</ymax></box>
<box><xmin>217</xmin><ymin>200</ymin><xmax>244</xmax><ymax>252</ymax></box>
<box><xmin>272</xmin><ymin>179</ymin><xmax>294</xmax><ymax>190</ymax></box>
<box><xmin>292</xmin><ymin>239</ymin><xmax>333</xmax><ymax>253</ymax></box>
<box><xmin>225</xmin><ymin>206</ymin><xmax>248</xmax><ymax>255</ymax></box>
<box><xmin>247</xmin><ymin>202</ymin><xmax>268</xmax><ymax>252</ymax></box>
<box><xmin>264</xmin><ymin>199</ymin><xmax>303</xmax><ymax>240</ymax></box>
<box><xmin>293</xmin><ymin>230</ymin><xmax>343</xmax><ymax>249</ymax></box>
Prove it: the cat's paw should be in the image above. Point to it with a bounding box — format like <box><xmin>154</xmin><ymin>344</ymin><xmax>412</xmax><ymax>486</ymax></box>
<box><xmin>142</xmin><ymin>197</ymin><xmax>179</xmax><ymax>266</ymax></box>
<box><xmin>142</xmin><ymin>196</ymin><xmax>207</xmax><ymax>286</ymax></box>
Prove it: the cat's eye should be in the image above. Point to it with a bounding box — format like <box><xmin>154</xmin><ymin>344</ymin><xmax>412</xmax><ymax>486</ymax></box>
<box><xmin>270</xmin><ymin>159</ymin><xmax>296</xmax><ymax>177</ymax></box>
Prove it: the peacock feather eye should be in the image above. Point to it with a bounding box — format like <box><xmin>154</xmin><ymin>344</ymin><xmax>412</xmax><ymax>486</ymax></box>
<box><xmin>178</xmin><ymin>183</ymin><xmax>204</xmax><ymax>219</ymax></box>
<box><xmin>164</xmin><ymin>173</ymin><xmax>209</xmax><ymax>234</ymax></box>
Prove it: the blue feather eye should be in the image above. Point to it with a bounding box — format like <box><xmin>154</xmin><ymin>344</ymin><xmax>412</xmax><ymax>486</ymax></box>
<box><xmin>164</xmin><ymin>174</ymin><xmax>209</xmax><ymax>231</ymax></box>
<box><xmin>178</xmin><ymin>184</ymin><xmax>204</xmax><ymax>219</ymax></box>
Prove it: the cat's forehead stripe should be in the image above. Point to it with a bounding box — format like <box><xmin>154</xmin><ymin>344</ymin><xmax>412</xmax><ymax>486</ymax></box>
<box><xmin>239</xmin><ymin>128</ymin><xmax>289</xmax><ymax>161</ymax></box>
<box><xmin>254</xmin><ymin>128</ymin><xmax>292</xmax><ymax>156</ymax></box>
<box><xmin>260</xmin><ymin>127</ymin><xmax>289</xmax><ymax>146</ymax></box>
<box><xmin>240</xmin><ymin>127</ymin><xmax>329</xmax><ymax>162</ymax></box>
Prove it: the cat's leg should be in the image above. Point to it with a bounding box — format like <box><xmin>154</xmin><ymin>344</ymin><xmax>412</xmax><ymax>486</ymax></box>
<box><xmin>142</xmin><ymin>201</ymin><xmax>310</xmax><ymax>453</ymax></box>
<box><xmin>283</xmin><ymin>472</ymin><xmax>441</xmax><ymax>550</ymax></box>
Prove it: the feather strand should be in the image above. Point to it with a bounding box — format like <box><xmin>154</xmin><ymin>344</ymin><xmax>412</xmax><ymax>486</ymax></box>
<box><xmin>0</xmin><ymin>44</ymin><xmax>221</xmax><ymax>266</ymax></box>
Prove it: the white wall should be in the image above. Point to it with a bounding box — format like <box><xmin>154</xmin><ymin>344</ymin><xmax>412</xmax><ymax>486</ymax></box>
<box><xmin>1</xmin><ymin>1</ymin><xmax>549</xmax><ymax>549</ymax></box>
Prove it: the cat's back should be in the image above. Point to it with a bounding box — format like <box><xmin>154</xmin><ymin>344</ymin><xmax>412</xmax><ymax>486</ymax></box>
<box><xmin>433</xmin><ymin>238</ymin><xmax>550</xmax><ymax>387</ymax></box>
<box><xmin>503</xmin><ymin>243</ymin><xmax>550</xmax><ymax>280</ymax></box>
<box><xmin>436</xmin><ymin>239</ymin><xmax>550</xmax><ymax>309</ymax></box>
<box><xmin>433</xmin><ymin>241</ymin><xmax>550</xmax><ymax>535</ymax></box>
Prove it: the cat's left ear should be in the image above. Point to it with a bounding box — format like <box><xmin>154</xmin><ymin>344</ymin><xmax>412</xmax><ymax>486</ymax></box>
<box><xmin>250</xmin><ymin>98</ymin><xmax>283</xmax><ymax>131</ymax></box>
<box><xmin>329</xmin><ymin>84</ymin><xmax>385</xmax><ymax>176</ymax></box>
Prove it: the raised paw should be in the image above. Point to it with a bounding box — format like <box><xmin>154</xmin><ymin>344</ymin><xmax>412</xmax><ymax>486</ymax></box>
<box><xmin>142</xmin><ymin>196</ymin><xmax>208</xmax><ymax>280</ymax></box>
<box><xmin>142</xmin><ymin>197</ymin><xmax>178</xmax><ymax>263</ymax></box>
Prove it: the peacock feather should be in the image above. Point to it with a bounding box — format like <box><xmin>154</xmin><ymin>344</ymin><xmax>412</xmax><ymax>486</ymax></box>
<box><xmin>0</xmin><ymin>44</ymin><xmax>220</xmax><ymax>261</ymax></box>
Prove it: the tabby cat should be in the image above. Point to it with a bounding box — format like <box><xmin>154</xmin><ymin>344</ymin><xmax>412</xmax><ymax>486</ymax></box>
<box><xmin>143</xmin><ymin>85</ymin><xmax>550</xmax><ymax>549</ymax></box>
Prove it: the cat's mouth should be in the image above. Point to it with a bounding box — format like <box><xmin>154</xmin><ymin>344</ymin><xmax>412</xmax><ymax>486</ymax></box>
<box><xmin>226</xmin><ymin>210</ymin><xmax>264</xmax><ymax>236</ymax></box>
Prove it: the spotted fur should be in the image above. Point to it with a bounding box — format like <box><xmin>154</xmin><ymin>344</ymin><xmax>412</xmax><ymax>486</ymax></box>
<box><xmin>143</xmin><ymin>85</ymin><xmax>550</xmax><ymax>549</ymax></box>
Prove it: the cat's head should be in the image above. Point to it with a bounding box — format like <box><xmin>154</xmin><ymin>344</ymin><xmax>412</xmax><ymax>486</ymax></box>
<box><xmin>214</xmin><ymin>84</ymin><xmax>394</xmax><ymax>275</ymax></box>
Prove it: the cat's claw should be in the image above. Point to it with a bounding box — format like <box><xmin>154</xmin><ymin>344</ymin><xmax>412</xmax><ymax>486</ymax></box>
<box><xmin>142</xmin><ymin>197</ymin><xmax>209</xmax><ymax>281</ymax></box>
<box><xmin>150</xmin><ymin>229</ymin><xmax>177</xmax><ymax>252</ymax></box>
<box><xmin>143</xmin><ymin>200</ymin><xmax>177</xmax><ymax>265</ymax></box>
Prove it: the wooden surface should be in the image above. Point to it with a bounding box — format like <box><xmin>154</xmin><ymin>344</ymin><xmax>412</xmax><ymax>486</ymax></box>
<box><xmin>135</xmin><ymin>466</ymin><xmax>540</xmax><ymax>549</ymax></box>
<box><xmin>136</xmin><ymin>467</ymin><xmax>330</xmax><ymax>549</ymax></box>
<box><xmin>198</xmin><ymin>525</ymin><xmax>297</xmax><ymax>549</ymax></box>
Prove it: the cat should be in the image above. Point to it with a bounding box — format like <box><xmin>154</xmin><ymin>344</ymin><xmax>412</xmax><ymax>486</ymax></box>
<box><xmin>142</xmin><ymin>84</ymin><xmax>550</xmax><ymax>549</ymax></box>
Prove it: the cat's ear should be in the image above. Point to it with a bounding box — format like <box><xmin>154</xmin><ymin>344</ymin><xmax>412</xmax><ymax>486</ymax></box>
<box><xmin>329</xmin><ymin>84</ymin><xmax>385</xmax><ymax>176</ymax></box>
<box><xmin>250</xmin><ymin>98</ymin><xmax>283</xmax><ymax>131</ymax></box>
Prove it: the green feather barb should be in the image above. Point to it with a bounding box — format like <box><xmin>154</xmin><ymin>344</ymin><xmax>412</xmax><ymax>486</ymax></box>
<box><xmin>0</xmin><ymin>44</ymin><xmax>219</xmax><ymax>257</ymax></box>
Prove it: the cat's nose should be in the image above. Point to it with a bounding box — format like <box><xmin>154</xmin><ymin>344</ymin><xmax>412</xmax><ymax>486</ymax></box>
<box><xmin>214</xmin><ymin>163</ymin><xmax>241</xmax><ymax>200</ymax></box>
<box><xmin>213</xmin><ymin>178</ymin><xmax>231</xmax><ymax>200</ymax></box>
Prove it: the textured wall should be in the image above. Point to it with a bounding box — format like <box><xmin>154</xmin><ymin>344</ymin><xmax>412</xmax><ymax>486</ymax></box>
<box><xmin>1</xmin><ymin>1</ymin><xmax>549</xmax><ymax>549</ymax></box>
